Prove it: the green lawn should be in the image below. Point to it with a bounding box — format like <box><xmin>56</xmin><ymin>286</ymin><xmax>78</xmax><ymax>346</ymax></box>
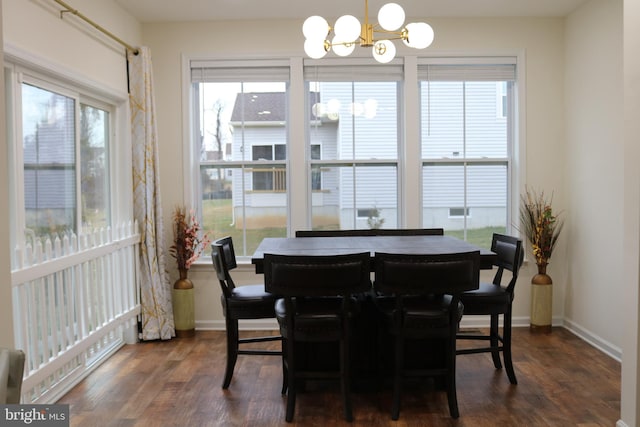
<box><xmin>203</xmin><ymin>199</ymin><xmax>285</xmax><ymax>256</ymax></box>
<box><xmin>203</xmin><ymin>199</ymin><xmax>504</xmax><ymax>255</ymax></box>
<box><xmin>445</xmin><ymin>226</ymin><xmax>506</xmax><ymax>250</ymax></box>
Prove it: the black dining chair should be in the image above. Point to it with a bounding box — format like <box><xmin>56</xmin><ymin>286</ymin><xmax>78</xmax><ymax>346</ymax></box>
<box><xmin>374</xmin><ymin>228</ymin><xmax>444</xmax><ymax>236</ymax></box>
<box><xmin>211</xmin><ymin>236</ymin><xmax>283</xmax><ymax>390</ymax></box>
<box><xmin>294</xmin><ymin>229</ymin><xmax>376</xmax><ymax>237</ymax></box>
<box><xmin>456</xmin><ymin>233</ymin><xmax>524</xmax><ymax>384</ymax></box>
<box><xmin>373</xmin><ymin>251</ymin><xmax>480</xmax><ymax>420</ymax></box>
<box><xmin>263</xmin><ymin>252</ymin><xmax>371</xmax><ymax>422</ymax></box>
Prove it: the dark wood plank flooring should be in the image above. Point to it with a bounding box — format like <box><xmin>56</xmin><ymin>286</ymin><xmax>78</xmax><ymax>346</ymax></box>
<box><xmin>58</xmin><ymin>327</ymin><xmax>620</xmax><ymax>426</ymax></box>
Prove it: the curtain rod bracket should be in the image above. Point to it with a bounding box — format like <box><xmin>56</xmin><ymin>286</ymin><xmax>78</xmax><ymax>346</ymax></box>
<box><xmin>53</xmin><ymin>0</ymin><xmax>140</xmax><ymax>55</ymax></box>
<box><xmin>59</xmin><ymin>8</ymin><xmax>78</xmax><ymax>20</ymax></box>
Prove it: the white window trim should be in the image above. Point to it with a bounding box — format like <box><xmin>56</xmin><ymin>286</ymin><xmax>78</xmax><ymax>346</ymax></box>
<box><xmin>5</xmin><ymin>50</ymin><xmax>132</xmax><ymax>256</ymax></box>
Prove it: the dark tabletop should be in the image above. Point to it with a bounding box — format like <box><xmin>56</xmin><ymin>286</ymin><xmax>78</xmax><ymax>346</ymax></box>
<box><xmin>251</xmin><ymin>235</ymin><xmax>496</xmax><ymax>273</ymax></box>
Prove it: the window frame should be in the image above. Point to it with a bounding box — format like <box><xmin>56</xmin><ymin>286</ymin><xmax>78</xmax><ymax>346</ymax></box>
<box><xmin>304</xmin><ymin>61</ymin><xmax>404</xmax><ymax>230</ymax></box>
<box><xmin>418</xmin><ymin>58</ymin><xmax>519</xmax><ymax>245</ymax></box>
<box><xmin>5</xmin><ymin>62</ymin><xmax>125</xmax><ymax>263</ymax></box>
<box><xmin>188</xmin><ymin>59</ymin><xmax>292</xmax><ymax>258</ymax></box>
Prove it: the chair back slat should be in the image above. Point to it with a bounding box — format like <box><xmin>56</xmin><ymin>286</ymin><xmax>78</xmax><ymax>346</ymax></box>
<box><xmin>490</xmin><ymin>233</ymin><xmax>524</xmax><ymax>291</ymax></box>
<box><xmin>264</xmin><ymin>252</ymin><xmax>371</xmax><ymax>296</ymax></box>
<box><xmin>295</xmin><ymin>229</ymin><xmax>376</xmax><ymax>237</ymax></box>
<box><xmin>295</xmin><ymin>228</ymin><xmax>444</xmax><ymax>237</ymax></box>
<box><xmin>374</xmin><ymin>251</ymin><xmax>480</xmax><ymax>296</ymax></box>
<box><xmin>211</xmin><ymin>236</ymin><xmax>238</xmax><ymax>295</ymax></box>
<box><xmin>374</xmin><ymin>228</ymin><xmax>444</xmax><ymax>236</ymax></box>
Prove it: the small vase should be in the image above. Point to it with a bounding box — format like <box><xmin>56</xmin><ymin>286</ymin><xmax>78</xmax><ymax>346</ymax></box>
<box><xmin>172</xmin><ymin>268</ymin><xmax>195</xmax><ymax>337</ymax></box>
<box><xmin>530</xmin><ymin>262</ymin><xmax>553</xmax><ymax>334</ymax></box>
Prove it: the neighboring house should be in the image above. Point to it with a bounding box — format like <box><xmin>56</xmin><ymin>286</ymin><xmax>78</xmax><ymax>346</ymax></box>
<box><xmin>204</xmin><ymin>80</ymin><xmax>508</xmax><ymax>231</ymax></box>
<box><xmin>421</xmin><ymin>81</ymin><xmax>508</xmax><ymax>230</ymax></box>
<box><xmin>23</xmin><ymin>117</ymin><xmax>77</xmax><ymax>234</ymax></box>
<box><xmin>23</xmin><ymin>111</ymin><xmax>108</xmax><ymax>236</ymax></box>
<box><xmin>224</xmin><ymin>91</ymin><xmax>340</xmax><ymax>229</ymax></box>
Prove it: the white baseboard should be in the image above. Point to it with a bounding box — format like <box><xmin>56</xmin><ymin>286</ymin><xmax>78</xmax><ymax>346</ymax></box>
<box><xmin>562</xmin><ymin>318</ymin><xmax>622</xmax><ymax>362</ymax></box>
<box><xmin>197</xmin><ymin>316</ymin><xmax>622</xmax><ymax>362</ymax></box>
<box><xmin>459</xmin><ymin>315</ymin><xmax>621</xmax><ymax>361</ymax></box>
<box><xmin>196</xmin><ymin>319</ymin><xmax>278</xmax><ymax>331</ymax></box>
<box><xmin>616</xmin><ymin>420</ymin><xmax>629</xmax><ymax>427</ymax></box>
<box><xmin>458</xmin><ymin>315</ymin><xmax>562</xmax><ymax>329</ymax></box>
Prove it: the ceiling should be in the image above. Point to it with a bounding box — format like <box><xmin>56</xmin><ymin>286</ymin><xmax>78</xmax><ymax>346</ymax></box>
<box><xmin>114</xmin><ymin>0</ymin><xmax>590</xmax><ymax>23</ymax></box>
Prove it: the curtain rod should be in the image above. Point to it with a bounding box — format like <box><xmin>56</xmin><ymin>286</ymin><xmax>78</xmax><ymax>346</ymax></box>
<box><xmin>53</xmin><ymin>0</ymin><xmax>139</xmax><ymax>55</ymax></box>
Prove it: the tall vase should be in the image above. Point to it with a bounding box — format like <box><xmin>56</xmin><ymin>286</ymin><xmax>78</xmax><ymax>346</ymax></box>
<box><xmin>172</xmin><ymin>268</ymin><xmax>195</xmax><ymax>337</ymax></box>
<box><xmin>530</xmin><ymin>263</ymin><xmax>552</xmax><ymax>334</ymax></box>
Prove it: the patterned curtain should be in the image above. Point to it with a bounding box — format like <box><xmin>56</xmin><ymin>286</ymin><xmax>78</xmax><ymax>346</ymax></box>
<box><xmin>127</xmin><ymin>47</ymin><xmax>175</xmax><ymax>340</ymax></box>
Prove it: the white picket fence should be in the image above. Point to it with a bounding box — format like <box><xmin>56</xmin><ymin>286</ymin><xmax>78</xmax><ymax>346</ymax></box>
<box><xmin>11</xmin><ymin>221</ymin><xmax>141</xmax><ymax>404</ymax></box>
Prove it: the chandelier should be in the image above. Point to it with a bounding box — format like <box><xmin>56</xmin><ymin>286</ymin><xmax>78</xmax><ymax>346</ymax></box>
<box><xmin>302</xmin><ymin>0</ymin><xmax>434</xmax><ymax>63</ymax></box>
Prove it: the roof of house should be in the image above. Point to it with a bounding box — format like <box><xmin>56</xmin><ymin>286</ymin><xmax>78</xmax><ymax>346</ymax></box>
<box><xmin>231</xmin><ymin>92</ymin><xmax>286</xmax><ymax>122</ymax></box>
<box><xmin>230</xmin><ymin>92</ymin><xmax>322</xmax><ymax>123</ymax></box>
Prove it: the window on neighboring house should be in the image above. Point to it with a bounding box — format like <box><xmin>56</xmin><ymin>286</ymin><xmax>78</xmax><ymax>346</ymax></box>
<box><xmin>449</xmin><ymin>207</ymin><xmax>471</xmax><ymax>218</ymax></box>
<box><xmin>310</xmin><ymin>144</ymin><xmax>321</xmax><ymax>191</ymax></box>
<box><xmin>252</xmin><ymin>144</ymin><xmax>286</xmax><ymax>191</ymax></box>
<box><xmin>13</xmin><ymin>75</ymin><xmax>112</xmax><ymax>257</ymax></box>
<box><xmin>419</xmin><ymin>60</ymin><xmax>516</xmax><ymax>248</ymax></box>
<box><xmin>305</xmin><ymin>63</ymin><xmax>401</xmax><ymax>231</ymax></box>
<box><xmin>497</xmin><ymin>81</ymin><xmax>507</xmax><ymax>119</ymax></box>
<box><xmin>191</xmin><ymin>60</ymin><xmax>290</xmax><ymax>256</ymax></box>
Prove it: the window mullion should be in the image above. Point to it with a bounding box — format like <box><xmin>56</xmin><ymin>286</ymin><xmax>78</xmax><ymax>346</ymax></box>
<box><xmin>75</xmin><ymin>99</ymin><xmax>82</xmax><ymax>234</ymax></box>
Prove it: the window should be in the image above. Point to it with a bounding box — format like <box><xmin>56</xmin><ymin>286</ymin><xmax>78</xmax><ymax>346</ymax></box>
<box><xmin>14</xmin><ymin>75</ymin><xmax>111</xmax><ymax>253</ymax></box>
<box><xmin>305</xmin><ymin>63</ymin><xmax>401</xmax><ymax>231</ymax></box>
<box><xmin>419</xmin><ymin>60</ymin><xmax>516</xmax><ymax>248</ymax></box>
<box><xmin>311</xmin><ymin>144</ymin><xmax>321</xmax><ymax>191</ymax></box>
<box><xmin>497</xmin><ymin>81</ymin><xmax>508</xmax><ymax>119</ymax></box>
<box><xmin>449</xmin><ymin>207</ymin><xmax>471</xmax><ymax>217</ymax></box>
<box><xmin>191</xmin><ymin>60</ymin><xmax>290</xmax><ymax>256</ymax></box>
<box><xmin>252</xmin><ymin>144</ymin><xmax>286</xmax><ymax>191</ymax></box>
<box><xmin>185</xmin><ymin>56</ymin><xmax>520</xmax><ymax>253</ymax></box>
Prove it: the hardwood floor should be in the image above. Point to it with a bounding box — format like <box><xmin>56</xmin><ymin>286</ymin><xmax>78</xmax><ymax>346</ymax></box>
<box><xmin>58</xmin><ymin>328</ymin><xmax>620</xmax><ymax>426</ymax></box>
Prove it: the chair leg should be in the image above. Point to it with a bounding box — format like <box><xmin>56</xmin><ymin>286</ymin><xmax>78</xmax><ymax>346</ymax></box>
<box><xmin>490</xmin><ymin>314</ymin><xmax>502</xmax><ymax>369</ymax></box>
<box><xmin>391</xmin><ymin>334</ymin><xmax>404</xmax><ymax>421</ymax></box>
<box><xmin>285</xmin><ymin>338</ymin><xmax>296</xmax><ymax>422</ymax></box>
<box><xmin>222</xmin><ymin>318</ymin><xmax>239</xmax><ymax>389</ymax></box>
<box><xmin>285</xmin><ymin>385</ymin><xmax>296</xmax><ymax>422</ymax></box>
<box><xmin>446</xmin><ymin>335</ymin><xmax>460</xmax><ymax>418</ymax></box>
<box><xmin>281</xmin><ymin>339</ymin><xmax>288</xmax><ymax>395</ymax></box>
<box><xmin>340</xmin><ymin>336</ymin><xmax>353</xmax><ymax>422</ymax></box>
<box><xmin>503</xmin><ymin>309</ymin><xmax>518</xmax><ymax>385</ymax></box>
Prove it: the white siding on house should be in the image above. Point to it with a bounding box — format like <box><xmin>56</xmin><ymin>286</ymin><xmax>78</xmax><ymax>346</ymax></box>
<box><xmin>320</xmin><ymin>82</ymin><xmax>399</xmax><ymax>161</ymax></box>
<box><xmin>422</xmin><ymin>164</ymin><xmax>507</xmax><ymax>207</ymax></box>
<box><xmin>422</xmin><ymin>81</ymin><xmax>507</xmax><ymax>159</ymax></box>
<box><xmin>317</xmin><ymin>81</ymin><xmax>400</xmax><ymax>227</ymax></box>
<box><xmin>421</xmin><ymin>79</ymin><xmax>510</xmax><ymax>230</ymax></box>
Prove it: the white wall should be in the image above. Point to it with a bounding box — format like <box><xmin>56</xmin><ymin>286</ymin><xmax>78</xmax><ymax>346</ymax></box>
<box><xmin>2</xmin><ymin>0</ymin><xmax>141</xmax><ymax>93</ymax></box>
<box><xmin>142</xmin><ymin>17</ymin><xmax>569</xmax><ymax>330</ymax></box>
<box><xmin>621</xmin><ymin>0</ymin><xmax>640</xmax><ymax>424</ymax></box>
<box><xmin>565</xmin><ymin>1</ymin><xmax>624</xmax><ymax>354</ymax></box>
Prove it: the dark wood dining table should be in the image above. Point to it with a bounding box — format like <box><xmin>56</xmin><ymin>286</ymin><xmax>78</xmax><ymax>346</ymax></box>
<box><xmin>250</xmin><ymin>234</ymin><xmax>497</xmax><ymax>389</ymax></box>
<box><xmin>251</xmin><ymin>234</ymin><xmax>496</xmax><ymax>273</ymax></box>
